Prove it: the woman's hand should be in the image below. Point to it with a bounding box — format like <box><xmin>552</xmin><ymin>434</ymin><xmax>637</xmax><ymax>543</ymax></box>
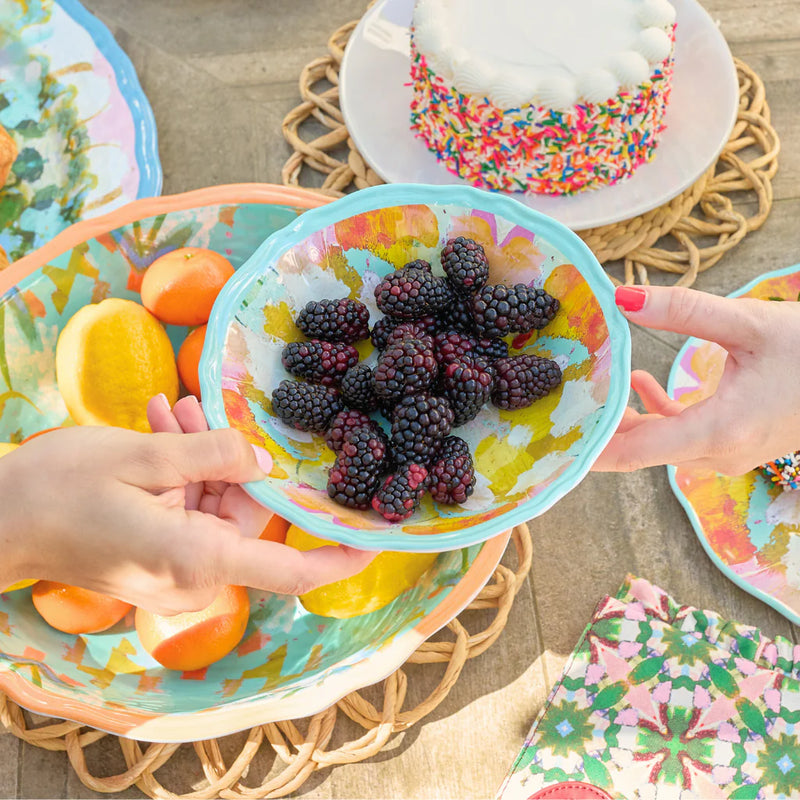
<box><xmin>0</xmin><ymin>395</ymin><xmax>374</xmax><ymax>613</ymax></box>
<box><xmin>593</xmin><ymin>285</ymin><xmax>800</xmax><ymax>474</ymax></box>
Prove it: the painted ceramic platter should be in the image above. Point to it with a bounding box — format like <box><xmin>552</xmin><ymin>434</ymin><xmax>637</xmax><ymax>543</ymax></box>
<box><xmin>667</xmin><ymin>264</ymin><xmax>800</xmax><ymax>625</ymax></box>
<box><xmin>0</xmin><ymin>0</ymin><xmax>161</xmax><ymax>263</ymax></box>
<box><xmin>0</xmin><ymin>183</ymin><xmax>508</xmax><ymax>742</ymax></box>
<box><xmin>339</xmin><ymin>0</ymin><xmax>739</xmax><ymax>231</ymax></box>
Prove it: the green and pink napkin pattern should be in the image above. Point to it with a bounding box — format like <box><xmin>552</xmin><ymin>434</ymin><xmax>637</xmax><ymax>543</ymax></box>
<box><xmin>497</xmin><ymin>576</ymin><xmax>800</xmax><ymax>800</ymax></box>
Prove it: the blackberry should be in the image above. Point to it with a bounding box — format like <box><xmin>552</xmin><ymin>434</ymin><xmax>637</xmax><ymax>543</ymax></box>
<box><xmin>440</xmin><ymin>237</ymin><xmax>490</xmax><ymax>295</ymax></box>
<box><xmin>470</xmin><ymin>284</ymin><xmax>558</xmax><ymax>339</ymax></box>
<box><xmin>384</xmin><ymin>322</ymin><xmax>434</xmax><ymax>352</ymax></box>
<box><xmin>473</xmin><ymin>337</ymin><xmax>509</xmax><ymax>364</ymax></box>
<box><xmin>281</xmin><ymin>339</ymin><xmax>358</xmax><ymax>386</ymax></box>
<box><xmin>524</xmin><ymin>287</ymin><xmax>560</xmax><ymax>330</ymax></box>
<box><xmin>374</xmin><ymin>339</ymin><xmax>438</xmax><ymax>404</ymax></box>
<box><xmin>436</xmin><ymin>435</ymin><xmax>472</xmax><ymax>462</ymax></box>
<box><xmin>371</xmin><ymin>315</ymin><xmax>438</xmax><ymax>350</ymax></box>
<box><xmin>391</xmin><ymin>393</ymin><xmax>454</xmax><ymax>465</ymax></box>
<box><xmin>327</xmin><ymin>428</ymin><xmax>388</xmax><ymax>509</ymax></box>
<box><xmin>371</xmin><ymin>464</ymin><xmax>429</xmax><ymax>522</ymax></box>
<box><xmin>429</xmin><ymin>276</ymin><xmax>457</xmax><ymax>311</ymax></box>
<box><xmin>374</xmin><ymin>266</ymin><xmax>439</xmax><ymax>319</ymax></box>
<box><xmin>491</xmin><ymin>355</ymin><xmax>562</xmax><ymax>410</ymax></box>
<box><xmin>442</xmin><ymin>360</ymin><xmax>494</xmax><ymax>426</ymax></box>
<box><xmin>295</xmin><ymin>298</ymin><xmax>370</xmax><ymax>343</ymax></box>
<box><xmin>428</xmin><ymin>440</ymin><xmax>476</xmax><ymax>505</ymax></box>
<box><xmin>433</xmin><ymin>330</ymin><xmax>478</xmax><ymax>367</ymax></box>
<box><xmin>326</xmin><ymin>408</ymin><xmax>379</xmax><ymax>453</ymax></box>
<box><xmin>340</xmin><ymin>363</ymin><xmax>379</xmax><ymax>412</ymax></box>
<box><xmin>370</xmin><ymin>316</ymin><xmax>397</xmax><ymax>350</ymax></box>
<box><xmin>271</xmin><ymin>379</ymin><xmax>342</xmax><ymax>433</ymax></box>
<box><xmin>402</xmin><ymin>258</ymin><xmax>432</xmax><ymax>272</ymax></box>
<box><xmin>437</xmin><ymin>294</ymin><xmax>477</xmax><ymax>334</ymax></box>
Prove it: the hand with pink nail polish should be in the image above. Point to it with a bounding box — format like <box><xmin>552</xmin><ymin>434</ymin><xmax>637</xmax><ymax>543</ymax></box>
<box><xmin>593</xmin><ymin>284</ymin><xmax>800</xmax><ymax>474</ymax></box>
<box><xmin>0</xmin><ymin>396</ymin><xmax>375</xmax><ymax>614</ymax></box>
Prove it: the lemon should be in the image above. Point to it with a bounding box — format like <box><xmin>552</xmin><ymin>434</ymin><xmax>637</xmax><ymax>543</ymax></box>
<box><xmin>0</xmin><ymin>443</ymin><xmax>36</xmax><ymax>592</ymax></box>
<box><xmin>285</xmin><ymin>525</ymin><xmax>438</xmax><ymax>618</ymax></box>
<box><xmin>55</xmin><ymin>298</ymin><xmax>179</xmax><ymax>433</ymax></box>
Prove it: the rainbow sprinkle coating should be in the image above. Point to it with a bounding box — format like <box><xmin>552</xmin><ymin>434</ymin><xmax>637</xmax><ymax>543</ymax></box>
<box><xmin>759</xmin><ymin>452</ymin><xmax>800</xmax><ymax>490</ymax></box>
<box><xmin>409</xmin><ymin>33</ymin><xmax>675</xmax><ymax>196</ymax></box>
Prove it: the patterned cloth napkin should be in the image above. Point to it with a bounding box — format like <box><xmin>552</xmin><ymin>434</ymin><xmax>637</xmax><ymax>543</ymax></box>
<box><xmin>496</xmin><ymin>575</ymin><xmax>800</xmax><ymax>800</ymax></box>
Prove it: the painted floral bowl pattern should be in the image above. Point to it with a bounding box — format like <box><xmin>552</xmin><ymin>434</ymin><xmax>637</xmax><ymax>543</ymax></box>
<box><xmin>0</xmin><ymin>0</ymin><xmax>161</xmax><ymax>264</ymax></box>
<box><xmin>0</xmin><ymin>184</ymin><xmax>509</xmax><ymax>741</ymax></box>
<box><xmin>201</xmin><ymin>183</ymin><xmax>631</xmax><ymax>552</ymax></box>
<box><xmin>667</xmin><ymin>264</ymin><xmax>800</xmax><ymax>626</ymax></box>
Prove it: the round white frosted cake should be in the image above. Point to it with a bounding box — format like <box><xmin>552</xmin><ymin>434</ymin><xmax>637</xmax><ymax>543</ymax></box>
<box><xmin>409</xmin><ymin>0</ymin><xmax>677</xmax><ymax>196</ymax></box>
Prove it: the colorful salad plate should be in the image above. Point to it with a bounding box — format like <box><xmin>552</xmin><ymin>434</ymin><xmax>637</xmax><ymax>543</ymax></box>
<box><xmin>201</xmin><ymin>183</ymin><xmax>632</xmax><ymax>552</ymax></box>
<box><xmin>0</xmin><ymin>183</ymin><xmax>510</xmax><ymax>741</ymax></box>
<box><xmin>667</xmin><ymin>264</ymin><xmax>800</xmax><ymax>625</ymax></box>
<box><xmin>0</xmin><ymin>0</ymin><xmax>161</xmax><ymax>263</ymax></box>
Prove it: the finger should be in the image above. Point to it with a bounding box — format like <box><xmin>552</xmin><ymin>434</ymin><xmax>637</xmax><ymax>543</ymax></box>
<box><xmin>172</xmin><ymin>395</ymin><xmax>210</xmax><ymax>434</ymax></box>
<box><xmin>220</xmin><ymin>538</ymin><xmax>377</xmax><ymax>595</ymax></box>
<box><xmin>613</xmin><ymin>407</ymin><xmax>646</xmax><ymax>435</ymax></box>
<box><xmin>615</xmin><ymin>285</ymin><xmax>764</xmax><ymax>352</ymax></box>
<box><xmin>630</xmin><ymin>371</ymin><xmax>684</xmax><ymax>417</ymax></box>
<box><xmin>591</xmin><ymin>406</ymin><xmax>714</xmax><ymax>472</ymax></box>
<box><xmin>147</xmin><ymin>394</ymin><xmax>183</xmax><ymax>434</ymax></box>
<box><xmin>210</xmin><ymin>484</ymin><xmax>272</xmax><ymax>538</ymax></box>
<box><xmin>126</xmin><ymin>428</ymin><xmax>268</xmax><ymax>489</ymax></box>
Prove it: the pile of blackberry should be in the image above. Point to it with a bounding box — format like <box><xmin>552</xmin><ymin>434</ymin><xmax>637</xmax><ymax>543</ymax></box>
<box><xmin>270</xmin><ymin>236</ymin><xmax>562</xmax><ymax>522</ymax></box>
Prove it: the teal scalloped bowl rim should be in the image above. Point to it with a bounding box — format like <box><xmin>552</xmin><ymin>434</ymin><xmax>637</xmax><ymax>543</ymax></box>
<box><xmin>59</xmin><ymin>0</ymin><xmax>162</xmax><ymax>198</ymax></box>
<box><xmin>199</xmin><ymin>183</ymin><xmax>632</xmax><ymax>552</ymax></box>
<box><xmin>666</xmin><ymin>262</ymin><xmax>800</xmax><ymax>626</ymax></box>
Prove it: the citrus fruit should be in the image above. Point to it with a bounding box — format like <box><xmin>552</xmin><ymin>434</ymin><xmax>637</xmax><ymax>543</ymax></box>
<box><xmin>135</xmin><ymin>585</ymin><xmax>249</xmax><ymax>672</ymax></box>
<box><xmin>176</xmin><ymin>324</ymin><xmax>206</xmax><ymax>398</ymax></box>
<box><xmin>140</xmin><ymin>247</ymin><xmax>234</xmax><ymax>326</ymax></box>
<box><xmin>31</xmin><ymin>581</ymin><xmax>133</xmax><ymax>634</ymax></box>
<box><xmin>285</xmin><ymin>525</ymin><xmax>438</xmax><ymax>618</ymax></box>
<box><xmin>55</xmin><ymin>298</ymin><xmax>179</xmax><ymax>433</ymax></box>
<box><xmin>0</xmin><ymin>441</ymin><xmax>19</xmax><ymax>457</ymax></box>
<box><xmin>258</xmin><ymin>512</ymin><xmax>289</xmax><ymax>544</ymax></box>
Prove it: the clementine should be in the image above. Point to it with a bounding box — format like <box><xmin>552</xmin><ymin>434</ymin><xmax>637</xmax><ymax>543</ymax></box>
<box><xmin>135</xmin><ymin>585</ymin><xmax>249</xmax><ymax>671</ymax></box>
<box><xmin>258</xmin><ymin>512</ymin><xmax>289</xmax><ymax>544</ymax></box>
<box><xmin>140</xmin><ymin>247</ymin><xmax>234</xmax><ymax>326</ymax></box>
<box><xmin>176</xmin><ymin>324</ymin><xmax>206</xmax><ymax>399</ymax></box>
<box><xmin>31</xmin><ymin>581</ymin><xmax>133</xmax><ymax>634</ymax></box>
<box><xmin>55</xmin><ymin>298</ymin><xmax>178</xmax><ymax>433</ymax></box>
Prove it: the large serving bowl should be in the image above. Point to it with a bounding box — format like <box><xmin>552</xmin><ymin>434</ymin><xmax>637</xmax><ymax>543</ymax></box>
<box><xmin>0</xmin><ymin>184</ymin><xmax>509</xmax><ymax>742</ymax></box>
<box><xmin>201</xmin><ymin>183</ymin><xmax>631</xmax><ymax>552</ymax></box>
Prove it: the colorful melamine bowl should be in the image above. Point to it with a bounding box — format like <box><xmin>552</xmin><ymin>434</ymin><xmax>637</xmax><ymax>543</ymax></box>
<box><xmin>0</xmin><ymin>184</ymin><xmax>509</xmax><ymax>741</ymax></box>
<box><xmin>667</xmin><ymin>264</ymin><xmax>800</xmax><ymax>626</ymax></box>
<box><xmin>201</xmin><ymin>183</ymin><xmax>631</xmax><ymax>552</ymax></box>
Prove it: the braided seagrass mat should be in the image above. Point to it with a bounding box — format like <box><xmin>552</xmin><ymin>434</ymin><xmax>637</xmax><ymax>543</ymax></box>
<box><xmin>281</xmin><ymin>21</ymin><xmax>780</xmax><ymax>288</ymax></box>
<box><xmin>0</xmin><ymin>525</ymin><xmax>531</xmax><ymax>797</ymax></box>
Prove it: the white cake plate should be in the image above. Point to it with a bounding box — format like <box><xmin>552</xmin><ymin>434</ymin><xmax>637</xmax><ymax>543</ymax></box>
<box><xmin>339</xmin><ymin>0</ymin><xmax>739</xmax><ymax>232</ymax></box>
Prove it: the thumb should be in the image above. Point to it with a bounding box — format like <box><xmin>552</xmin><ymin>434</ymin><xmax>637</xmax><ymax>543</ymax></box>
<box><xmin>134</xmin><ymin>428</ymin><xmax>269</xmax><ymax>488</ymax></box>
<box><xmin>615</xmin><ymin>285</ymin><xmax>761</xmax><ymax>352</ymax></box>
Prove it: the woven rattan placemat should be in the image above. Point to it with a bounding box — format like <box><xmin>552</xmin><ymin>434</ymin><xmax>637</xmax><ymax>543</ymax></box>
<box><xmin>282</xmin><ymin>22</ymin><xmax>779</xmax><ymax>288</ymax></box>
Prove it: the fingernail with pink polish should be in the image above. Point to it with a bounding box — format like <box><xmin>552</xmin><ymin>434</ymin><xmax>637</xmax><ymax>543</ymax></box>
<box><xmin>251</xmin><ymin>444</ymin><xmax>273</xmax><ymax>474</ymax></box>
<box><xmin>615</xmin><ymin>286</ymin><xmax>646</xmax><ymax>312</ymax></box>
<box><xmin>154</xmin><ymin>392</ymin><xmax>171</xmax><ymax>411</ymax></box>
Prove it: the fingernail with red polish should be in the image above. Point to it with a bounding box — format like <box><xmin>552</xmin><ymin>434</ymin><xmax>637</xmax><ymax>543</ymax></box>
<box><xmin>251</xmin><ymin>444</ymin><xmax>273</xmax><ymax>474</ymax></box>
<box><xmin>615</xmin><ymin>286</ymin><xmax>646</xmax><ymax>312</ymax></box>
